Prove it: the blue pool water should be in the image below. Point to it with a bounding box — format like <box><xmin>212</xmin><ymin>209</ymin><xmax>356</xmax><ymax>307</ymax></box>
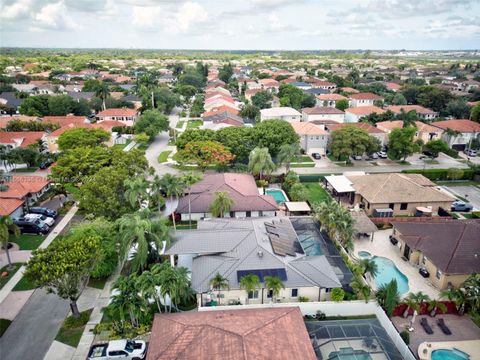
<box><xmin>432</xmin><ymin>349</ymin><xmax>470</xmax><ymax>360</ymax></box>
<box><xmin>298</xmin><ymin>233</ymin><xmax>323</xmax><ymax>256</ymax></box>
<box><xmin>265</xmin><ymin>189</ymin><xmax>288</xmax><ymax>205</ymax></box>
<box><xmin>372</xmin><ymin>256</ymin><xmax>409</xmax><ymax>295</ymax></box>
<box><xmin>358</xmin><ymin>251</ymin><xmax>372</xmax><ymax>259</ymax></box>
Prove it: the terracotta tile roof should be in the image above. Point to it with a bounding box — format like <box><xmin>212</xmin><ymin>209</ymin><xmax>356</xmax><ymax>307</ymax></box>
<box><xmin>386</xmin><ymin>82</ymin><xmax>402</xmax><ymax>90</ymax></box>
<box><xmin>0</xmin><ymin>198</ymin><xmax>24</xmax><ymax>216</ymax></box>
<box><xmin>387</xmin><ymin>105</ymin><xmax>437</xmax><ymax>115</ymax></box>
<box><xmin>258</xmin><ymin>78</ymin><xmax>280</xmax><ymax>86</ymax></box>
<box><xmin>313</xmin><ymin>80</ymin><xmax>336</xmax><ymax>86</ymax></box>
<box><xmin>147</xmin><ymin>307</ymin><xmax>316</xmax><ymax>360</ymax></box>
<box><xmin>302</xmin><ymin>106</ymin><xmax>344</xmax><ymax>115</ymax></box>
<box><xmin>349</xmin><ymin>92</ymin><xmax>383</xmax><ymax>100</ymax></box>
<box><xmin>431</xmin><ymin>119</ymin><xmax>480</xmax><ymax>133</ymax></box>
<box><xmin>393</xmin><ymin>220</ymin><xmax>480</xmax><ymax>275</ymax></box>
<box><xmin>0</xmin><ymin>131</ymin><xmax>45</xmax><ymax>148</ymax></box>
<box><xmin>93</xmin><ymin>120</ymin><xmax>127</xmax><ymax>130</ymax></box>
<box><xmin>290</xmin><ymin>121</ymin><xmax>327</xmax><ymax>135</ymax></box>
<box><xmin>467</xmin><ymin>101</ymin><xmax>479</xmax><ymax>107</ymax></box>
<box><xmin>376</xmin><ymin>121</ymin><xmax>443</xmax><ymax>133</ymax></box>
<box><xmin>341</xmin><ymin>87</ymin><xmax>359</xmax><ymax>94</ymax></box>
<box><xmin>97</xmin><ymin>108</ymin><xmax>138</xmax><ymax>117</ymax></box>
<box><xmin>42</xmin><ymin>116</ymin><xmax>87</xmax><ymax>126</ymax></box>
<box><xmin>204</xmin><ymin>95</ymin><xmax>234</xmax><ymax>105</ymax></box>
<box><xmin>205</xmin><ymin>91</ymin><xmax>231</xmax><ymax>100</ymax></box>
<box><xmin>0</xmin><ymin>175</ymin><xmax>50</xmax><ymax>200</ymax></box>
<box><xmin>345</xmin><ymin>106</ymin><xmax>385</xmax><ymax>115</ymax></box>
<box><xmin>202</xmin><ymin>105</ymin><xmax>239</xmax><ymax>117</ymax></box>
<box><xmin>48</xmin><ymin>123</ymin><xmax>92</xmax><ymax>137</ymax></box>
<box><xmin>203</xmin><ymin>112</ymin><xmax>244</xmax><ymax>126</ymax></box>
<box><xmin>327</xmin><ymin>122</ymin><xmax>385</xmax><ymax>134</ymax></box>
<box><xmin>316</xmin><ymin>93</ymin><xmax>347</xmax><ymax>101</ymax></box>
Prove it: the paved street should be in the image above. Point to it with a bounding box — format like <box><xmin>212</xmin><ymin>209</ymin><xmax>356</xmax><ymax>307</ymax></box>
<box><xmin>443</xmin><ymin>185</ymin><xmax>480</xmax><ymax>210</ymax></box>
<box><xmin>0</xmin><ymin>289</ymin><xmax>70</xmax><ymax>360</ymax></box>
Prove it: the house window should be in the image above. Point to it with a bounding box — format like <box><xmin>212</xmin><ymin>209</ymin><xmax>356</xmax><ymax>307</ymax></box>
<box><xmin>436</xmin><ymin>269</ymin><xmax>442</xmax><ymax>280</ymax></box>
<box><xmin>389</xmin><ymin>203</ymin><xmax>395</xmax><ymax>210</ymax></box>
<box><xmin>259</xmin><ymin>211</ymin><xmax>263</xmax><ymax>216</ymax></box>
<box><xmin>316</xmin><ymin>136</ymin><xmax>319</xmax><ymax>140</ymax></box>
<box><xmin>325</xmin><ymin>288</ymin><xmax>331</xmax><ymax>293</ymax></box>
<box><xmin>267</xmin><ymin>289</ymin><xmax>273</xmax><ymax>298</ymax></box>
<box><xmin>310</xmin><ymin>136</ymin><xmax>314</xmax><ymax>140</ymax></box>
<box><xmin>248</xmin><ymin>290</ymin><xmax>259</xmax><ymax>299</ymax></box>
<box><xmin>291</xmin><ymin>289</ymin><xmax>298</xmax><ymax>298</ymax></box>
<box><xmin>246</xmin><ymin>211</ymin><xmax>251</xmax><ymax>218</ymax></box>
<box><xmin>422</xmin><ymin>256</ymin><xmax>428</xmax><ymax>265</ymax></box>
<box><xmin>229</xmin><ymin>211</ymin><xmax>235</xmax><ymax>218</ymax></box>
<box><xmin>400</xmin><ymin>203</ymin><xmax>408</xmax><ymax>210</ymax></box>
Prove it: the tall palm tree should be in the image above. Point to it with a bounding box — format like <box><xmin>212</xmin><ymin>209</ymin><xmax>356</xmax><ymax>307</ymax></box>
<box><xmin>209</xmin><ymin>272</ymin><xmax>229</xmax><ymax>305</ymax></box>
<box><xmin>402</xmin><ymin>291</ymin><xmax>430</xmax><ymax>317</ymax></box>
<box><xmin>350</xmin><ymin>275</ymin><xmax>371</xmax><ymax>303</ymax></box>
<box><xmin>181</xmin><ymin>172</ymin><xmax>202</xmax><ymax>228</ymax></box>
<box><xmin>108</xmin><ymin>274</ymin><xmax>146</xmax><ymax>327</ymax></box>
<box><xmin>124</xmin><ymin>177</ymin><xmax>149</xmax><ymax>209</ymax></box>
<box><xmin>359</xmin><ymin>258</ymin><xmax>379</xmax><ymax>278</ymax></box>
<box><xmin>264</xmin><ymin>276</ymin><xmax>285</xmax><ymax>303</ymax></box>
<box><xmin>210</xmin><ymin>191</ymin><xmax>234</xmax><ymax>218</ymax></box>
<box><xmin>135</xmin><ymin>270</ymin><xmax>162</xmax><ymax>313</ymax></box>
<box><xmin>277</xmin><ymin>143</ymin><xmax>301</xmax><ymax>172</ymax></box>
<box><xmin>427</xmin><ymin>298</ymin><xmax>448</xmax><ymax>317</ymax></box>
<box><xmin>248</xmin><ymin>147</ymin><xmax>276</xmax><ymax>180</ymax></box>
<box><xmin>152</xmin><ymin>263</ymin><xmax>192</xmax><ymax>313</ymax></box>
<box><xmin>95</xmin><ymin>81</ymin><xmax>110</xmax><ymax>111</ymax></box>
<box><xmin>375</xmin><ymin>279</ymin><xmax>400</xmax><ymax>317</ymax></box>
<box><xmin>150</xmin><ymin>175</ymin><xmax>166</xmax><ymax>215</ymax></box>
<box><xmin>117</xmin><ymin>209</ymin><xmax>170</xmax><ymax>272</ymax></box>
<box><xmin>239</xmin><ymin>274</ymin><xmax>260</xmax><ymax>305</ymax></box>
<box><xmin>0</xmin><ymin>215</ymin><xmax>20</xmax><ymax>270</ymax></box>
<box><xmin>159</xmin><ymin>174</ymin><xmax>185</xmax><ymax>232</ymax></box>
<box><xmin>441</xmin><ymin>287</ymin><xmax>467</xmax><ymax>315</ymax></box>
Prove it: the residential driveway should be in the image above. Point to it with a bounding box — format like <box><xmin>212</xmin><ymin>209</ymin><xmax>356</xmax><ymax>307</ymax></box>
<box><xmin>443</xmin><ymin>185</ymin><xmax>480</xmax><ymax>210</ymax></box>
<box><xmin>0</xmin><ymin>289</ymin><xmax>70</xmax><ymax>360</ymax></box>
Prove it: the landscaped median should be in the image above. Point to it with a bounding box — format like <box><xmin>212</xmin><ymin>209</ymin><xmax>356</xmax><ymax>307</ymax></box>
<box><xmin>157</xmin><ymin>150</ymin><xmax>172</xmax><ymax>163</ymax></box>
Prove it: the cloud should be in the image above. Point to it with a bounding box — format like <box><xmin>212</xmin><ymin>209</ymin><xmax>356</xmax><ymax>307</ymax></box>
<box><xmin>170</xmin><ymin>1</ymin><xmax>207</xmax><ymax>34</ymax></box>
<box><xmin>0</xmin><ymin>0</ymin><xmax>32</xmax><ymax>20</ymax></box>
<box><xmin>30</xmin><ymin>1</ymin><xmax>80</xmax><ymax>31</ymax></box>
<box><xmin>132</xmin><ymin>5</ymin><xmax>163</xmax><ymax>31</ymax></box>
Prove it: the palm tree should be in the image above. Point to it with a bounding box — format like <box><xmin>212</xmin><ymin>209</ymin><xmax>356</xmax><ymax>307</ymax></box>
<box><xmin>441</xmin><ymin>287</ymin><xmax>467</xmax><ymax>315</ymax></box>
<box><xmin>427</xmin><ymin>298</ymin><xmax>448</xmax><ymax>317</ymax></box>
<box><xmin>209</xmin><ymin>272</ymin><xmax>229</xmax><ymax>305</ymax></box>
<box><xmin>95</xmin><ymin>81</ymin><xmax>110</xmax><ymax>111</ymax></box>
<box><xmin>248</xmin><ymin>147</ymin><xmax>276</xmax><ymax>180</ymax></box>
<box><xmin>0</xmin><ymin>215</ymin><xmax>20</xmax><ymax>270</ymax></box>
<box><xmin>117</xmin><ymin>209</ymin><xmax>170</xmax><ymax>272</ymax></box>
<box><xmin>150</xmin><ymin>175</ymin><xmax>166</xmax><ymax>215</ymax></box>
<box><xmin>239</xmin><ymin>274</ymin><xmax>260</xmax><ymax>305</ymax></box>
<box><xmin>108</xmin><ymin>274</ymin><xmax>146</xmax><ymax>327</ymax></box>
<box><xmin>359</xmin><ymin>258</ymin><xmax>379</xmax><ymax>278</ymax></box>
<box><xmin>350</xmin><ymin>275</ymin><xmax>371</xmax><ymax>303</ymax></box>
<box><xmin>159</xmin><ymin>174</ymin><xmax>185</xmax><ymax>232</ymax></box>
<box><xmin>264</xmin><ymin>276</ymin><xmax>285</xmax><ymax>303</ymax></box>
<box><xmin>136</xmin><ymin>270</ymin><xmax>162</xmax><ymax>313</ymax></box>
<box><xmin>375</xmin><ymin>279</ymin><xmax>400</xmax><ymax>317</ymax></box>
<box><xmin>277</xmin><ymin>143</ymin><xmax>301</xmax><ymax>172</ymax></box>
<box><xmin>181</xmin><ymin>172</ymin><xmax>202</xmax><ymax>228</ymax></box>
<box><xmin>152</xmin><ymin>263</ymin><xmax>192</xmax><ymax>313</ymax></box>
<box><xmin>210</xmin><ymin>191</ymin><xmax>234</xmax><ymax>218</ymax></box>
<box><xmin>124</xmin><ymin>178</ymin><xmax>149</xmax><ymax>209</ymax></box>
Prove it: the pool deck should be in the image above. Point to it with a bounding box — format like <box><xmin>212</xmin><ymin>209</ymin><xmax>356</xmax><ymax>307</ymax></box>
<box><xmin>418</xmin><ymin>340</ymin><xmax>480</xmax><ymax>360</ymax></box>
<box><xmin>354</xmin><ymin>229</ymin><xmax>440</xmax><ymax>300</ymax></box>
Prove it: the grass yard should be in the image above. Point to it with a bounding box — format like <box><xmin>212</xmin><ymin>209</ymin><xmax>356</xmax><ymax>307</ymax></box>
<box><xmin>291</xmin><ymin>163</ymin><xmax>316</xmax><ymax>168</ymax></box>
<box><xmin>10</xmin><ymin>234</ymin><xmax>45</xmax><ymax>250</ymax></box>
<box><xmin>11</xmin><ymin>167</ymin><xmax>38</xmax><ymax>172</ymax></box>
<box><xmin>293</xmin><ymin>155</ymin><xmax>314</xmax><ymax>163</ymax></box>
<box><xmin>12</xmin><ymin>276</ymin><xmax>36</xmax><ymax>291</ymax></box>
<box><xmin>0</xmin><ymin>263</ymin><xmax>22</xmax><ymax>290</ymax></box>
<box><xmin>303</xmin><ymin>183</ymin><xmax>332</xmax><ymax>204</ymax></box>
<box><xmin>55</xmin><ymin>309</ymin><xmax>92</xmax><ymax>347</ymax></box>
<box><xmin>397</xmin><ymin>160</ymin><xmax>411</xmax><ymax>165</ymax></box>
<box><xmin>176</xmin><ymin>121</ymin><xmax>185</xmax><ymax>129</ymax></box>
<box><xmin>187</xmin><ymin>120</ymin><xmax>203</xmax><ymax>129</ymax></box>
<box><xmin>424</xmin><ymin>159</ymin><xmax>439</xmax><ymax>164</ymax></box>
<box><xmin>167</xmin><ymin>220</ymin><xmax>197</xmax><ymax>230</ymax></box>
<box><xmin>157</xmin><ymin>150</ymin><xmax>172</xmax><ymax>163</ymax></box>
<box><xmin>88</xmin><ymin>277</ymin><xmax>108</xmax><ymax>290</ymax></box>
<box><xmin>436</xmin><ymin>180</ymin><xmax>480</xmax><ymax>187</ymax></box>
<box><xmin>0</xmin><ymin>319</ymin><xmax>12</xmax><ymax>337</ymax></box>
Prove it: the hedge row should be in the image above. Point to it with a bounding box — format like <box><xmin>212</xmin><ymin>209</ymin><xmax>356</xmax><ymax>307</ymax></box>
<box><xmin>299</xmin><ymin>173</ymin><xmax>340</xmax><ymax>182</ymax></box>
<box><xmin>402</xmin><ymin>168</ymin><xmax>475</xmax><ymax>181</ymax></box>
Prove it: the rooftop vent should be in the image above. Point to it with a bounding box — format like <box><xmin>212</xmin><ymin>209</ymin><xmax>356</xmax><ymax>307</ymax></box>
<box><xmin>257</xmin><ymin>250</ymin><xmax>264</xmax><ymax>258</ymax></box>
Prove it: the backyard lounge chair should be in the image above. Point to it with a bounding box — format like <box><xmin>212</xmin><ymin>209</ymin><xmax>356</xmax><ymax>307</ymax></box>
<box><xmin>420</xmin><ymin>318</ymin><xmax>434</xmax><ymax>335</ymax></box>
<box><xmin>437</xmin><ymin>318</ymin><xmax>452</xmax><ymax>335</ymax></box>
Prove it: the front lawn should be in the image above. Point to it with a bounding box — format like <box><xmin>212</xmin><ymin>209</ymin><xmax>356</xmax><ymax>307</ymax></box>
<box><xmin>291</xmin><ymin>163</ymin><xmax>316</xmax><ymax>168</ymax></box>
<box><xmin>88</xmin><ymin>277</ymin><xmax>108</xmax><ymax>290</ymax></box>
<box><xmin>293</xmin><ymin>155</ymin><xmax>314</xmax><ymax>163</ymax></box>
<box><xmin>187</xmin><ymin>120</ymin><xmax>203</xmax><ymax>129</ymax></box>
<box><xmin>12</xmin><ymin>276</ymin><xmax>36</xmax><ymax>291</ymax></box>
<box><xmin>0</xmin><ymin>263</ymin><xmax>22</xmax><ymax>290</ymax></box>
<box><xmin>0</xmin><ymin>319</ymin><xmax>12</xmax><ymax>337</ymax></box>
<box><xmin>157</xmin><ymin>150</ymin><xmax>172</xmax><ymax>163</ymax></box>
<box><xmin>10</xmin><ymin>234</ymin><xmax>45</xmax><ymax>250</ymax></box>
<box><xmin>176</xmin><ymin>121</ymin><xmax>185</xmax><ymax>129</ymax></box>
<box><xmin>424</xmin><ymin>159</ymin><xmax>439</xmax><ymax>164</ymax></box>
<box><xmin>303</xmin><ymin>183</ymin><xmax>331</xmax><ymax>204</ymax></box>
<box><xmin>11</xmin><ymin>167</ymin><xmax>38</xmax><ymax>172</ymax></box>
<box><xmin>55</xmin><ymin>309</ymin><xmax>92</xmax><ymax>347</ymax></box>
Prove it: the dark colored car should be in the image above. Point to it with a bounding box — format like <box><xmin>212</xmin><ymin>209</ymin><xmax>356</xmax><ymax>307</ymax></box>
<box><xmin>29</xmin><ymin>206</ymin><xmax>58</xmax><ymax>219</ymax></box>
<box><xmin>312</xmin><ymin>153</ymin><xmax>321</xmax><ymax>160</ymax></box>
<box><xmin>419</xmin><ymin>268</ymin><xmax>430</xmax><ymax>278</ymax></box>
<box><xmin>39</xmin><ymin>160</ymin><xmax>54</xmax><ymax>169</ymax></box>
<box><xmin>13</xmin><ymin>219</ymin><xmax>49</xmax><ymax>235</ymax></box>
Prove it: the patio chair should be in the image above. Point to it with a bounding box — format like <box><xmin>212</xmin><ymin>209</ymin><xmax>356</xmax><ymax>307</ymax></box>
<box><xmin>420</xmin><ymin>318</ymin><xmax>434</xmax><ymax>335</ymax></box>
<box><xmin>437</xmin><ymin>318</ymin><xmax>452</xmax><ymax>335</ymax></box>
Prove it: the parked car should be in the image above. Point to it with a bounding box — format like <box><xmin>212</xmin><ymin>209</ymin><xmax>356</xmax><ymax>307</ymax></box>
<box><xmin>24</xmin><ymin>213</ymin><xmax>55</xmax><ymax>227</ymax></box>
<box><xmin>29</xmin><ymin>207</ymin><xmax>58</xmax><ymax>219</ymax></box>
<box><xmin>88</xmin><ymin>340</ymin><xmax>147</xmax><ymax>360</ymax></box>
<box><xmin>451</xmin><ymin>200</ymin><xmax>473</xmax><ymax>212</ymax></box>
<box><xmin>39</xmin><ymin>159</ymin><xmax>54</xmax><ymax>169</ymax></box>
<box><xmin>377</xmin><ymin>151</ymin><xmax>388</xmax><ymax>158</ymax></box>
<box><xmin>352</xmin><ymin>155</ymin><xmax>363</xmax><ymax>161</ymax></box>
<box><xmin>465</xmin><ymin>149</ymin><xmax>478</xmax><ymax>157</ymax></box>
<box><xmin>419</xmin><ymin>267</ymin><xmax>430</xmax><ymax>278</ymax></box>
<box><xmin>369</xmin><ymin>152</ymin><xmax>378</xmax><ymax>160</ymax></box>
<box><xmin>311</xmin><ymin>153</ymin><xmax>321</xmax><ymax>160</ymax></box>
<box><xmin>13</xmin><ymin>218</ymin><xmax>49</xmax><ymax>235</ymax></box>
<box><xmin>422</xmin><ymin>149</ymin><xmax>437</xmax><ymax>158</ymax></box>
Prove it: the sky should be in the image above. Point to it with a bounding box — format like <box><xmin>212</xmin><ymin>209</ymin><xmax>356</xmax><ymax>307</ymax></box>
<box><xmin>1</xmin><ymin>0</ymin><xmax>479</xmax><ymax>50</ymax></box>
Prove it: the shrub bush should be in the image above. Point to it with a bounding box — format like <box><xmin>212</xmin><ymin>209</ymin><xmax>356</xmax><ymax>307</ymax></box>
<box><xmin>400</xmin><ymin>330</ymin><xmax>410</xmax><ymax>345</ymax></box>
<box><xmin>316</xmin><ymin>310</ymin><xmax>326</xmax><ymax>320</ymax></box>
<box><xmin>298</xmin><ymin>296</ymin><xmax>309</xmax><ymax>302</ymax></box>
<box><xmin>331</xmin><ymin>288</ymin><xmax>345</xmax><ymax>302</ymax></box>
<box><xmin>443</xmin><ymin>148</ymin><xmax>459</xmax><ymax>158</ymax></box>
<box><xmin>64</xmin><ymin>310</ymin><xmax>91</xmax><ymax>329</ymax></box>
<box><xmin>402</xmin><ymin>168</ymin><xmax>474</xmax><ymax>181</ymax></box>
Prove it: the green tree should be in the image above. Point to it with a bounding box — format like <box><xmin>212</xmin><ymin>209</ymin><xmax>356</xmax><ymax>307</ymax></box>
<box><xmin>331</xmin><ymin>288</ymin><xmax>345</xmax><ymax>302</ymax></box>
<box><xmin>210</xmin><ymin>191</ymin><xmax>234</xmax><ymax>218</ymax></box>
<box><xmin>159</xmin><ymin>174</ymin><xmax>185</xmax><ymax>232</ymax></box>
<box><xmin>152</xmin><ymin>262</ymin><xmax>193</xmax><ymax>313</ymax></box>
<box><xmin>277</xmin><ymin>143</ymin><xmax>301</xmax><ymax>172</ymax></box>
<box><xmin>180</xmin><ymin>172</ymin><xmax>202</xmax><ymax>227</ymax></box>
<box><xmin>251</xmin><ymin>91</ymin><xmax>273</xmax><ymax>109</ymax></box>
<box><xmin>94</xmin><ymin>81</ymin><xmax>110</xmax><ymax>111</ymax></box>
<box><xmin>392</xmin><ymin>93</ymin><xmax>407</xmax><ymax>105</ymax></box>
<box><xmin>446</xmin><ymin>99</ymin><xmax>470</xmax><ymax>119</ymax></box>
<box><xmin>47</xmin><ymin>95</ymin><xmax>75</xmax><ymax>116</ymax></box>
<box><xmin>248</xmin><ymin>147</ymin><xmax>276</xmax><ymax>180</ymax></box>
<box><xmin>329</xmin><ymin>125</ymin><xmax>380</xmax><ymax>161</ymax></box>
<box><xmin>136</xmin><ymin>270</ymin><xmax>162</xmax><ymax>312</ymax></box>
<box><xmin>387</xmin><ymin>127</ymin><xmax>420</xmax><ymax>161</ymax></box>
<box><xmin>359</xmin><ymin>258</ymin><xmax>379</xmax><ymax>278</ymax></box>
<box><xmin>216</xmin><ymin>126</ymin><xmax>254</xmax><ymax>163</ymax></box>
<box><xmin>107</xmin><ymin>274</ymin><xmax>146</xmax><ymax>327</ymax></box>
<box><xmin>124</xmin><ymin>177</ymin><xmax>149</xmax><ymax>209</ymax></box>
<box><xmin>24</xmin><ymin>234</ymin><xmax>100</xmax><ymax>317</ymax></box>
<box><xmin>239</xmin><ymin>103</ymin><xmax>260</xmax><ymax>120</ymax></box>
<box><xmin>289</xmin><ymin>183</ymin><xmax>308</xmax><ymax>201</ymax></box>
<box><xmin>209</xmin><ymin>273</ymin><xmax>229</xmax><ymax>305</ymax></box>
<box><xmin>19</xmin><ymin>95</ymin><xmax>50</xmax><ymax>116</ymax></box>
<box><xmin>176</xmin><ymin>84</ymin><xmax>197</xmax><ymax>102</ymax></box>
<box><xmin>57</xmin><ymin>127</ymin><xmax>110</xmax><ymax>151</ymax></box>
<box><xmin>252</xmin><ymin>120</ymin><xmax>299</xmax><ymax>156</ymax></box>
<box><xmin>218</xmin><ymin>63</ymin><xmax>234</xmax><ymax>83</ymax></box>
<box><xmin>239</xmin><ymin>274</ymin><xmax>260</xmax><ymax>305</ymax></box>
<box><xmin>278</xmin><ymin>84</ymin><xmax>315</xmax><ymax>110</ymax></box>
<box><xmin>425</xmin><ymin>139</ymin><xmax>449</xmax><ymax>158</ymax></box>
<box><xmin>8</xmin><ymin>147</ymin><xmax>40</xmax><ymax>167</ymax></box>
<box><xmin>375</xmin><ymin>279</ymin><xmax>400</xmax><ymax>316</ymax></box>
<box><xmin>82</xmin><ymin>79</ymin><xmax>102</xmax><ymax>92</ymax></box>
<box><xmin>471</xmin><ymin>104</ymin><xmax>480</xmax><ymax>122</ymax></box>
<box><xmin>350</xmin><ymin>276</ymin><xmax>371</xmax><ymax>303</ymax></box>
<box><xmin>0</xmin><ymin>215</ymin><xmax>20</xmax><ymax>269</ymax></box>
<box><xmin>133</xmin><ymin>109</ymin><xmax>169</xmax><ymax>141</ymax></box>
<box><xmin>335</xmin><ymin>99</ymin><xmax>349</xmax><ymax>111</ymax></box>
<box><xmin>264</xmin><ymin>276</ymin><xmax>285</xmax><ymax>303</ymax></box>
<box><xmin>447</xmin><ymin>168</ymin><xmax>464</xmax><ymax>180</ymax></box>
<box><xmin>175</xmin><ymin>129</ymin><xmax>216</xmax><ymax>150</ymax></box>
<box><xmin>178</xmin><ymin>141</ymin><xmax>234</xmax><ymax>171</ymax></box>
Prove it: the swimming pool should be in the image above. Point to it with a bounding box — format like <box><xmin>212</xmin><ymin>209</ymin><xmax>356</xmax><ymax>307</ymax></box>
<box><xmin>432</xmin><ymin>349</ymin><xmax>470</xmax><ymax>360</ymax></box>
<box><xmin>372</xmin><ymin>256</ymin><xmax>409</xmax><ymax>295</ymax></box>
<box><xmin>265</xmin><ymin>188</ymin><xmax>288</xmax><ymax>205</ymax></box>
<box><xmin>298</xmin><ymin>232</ymin><xmax>323</xmax><ymax>256</ymax></box>
<box><xmin>358</xmin><ymin>251</ymin><xmax>372</xmax><ymax>259</ymax></box>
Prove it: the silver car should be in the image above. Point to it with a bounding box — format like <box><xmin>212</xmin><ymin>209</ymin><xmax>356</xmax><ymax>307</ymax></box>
<box><xmin>25</xmin><ymin>213</ymin><xmax>55</xmax><ymax>227</ymax></box>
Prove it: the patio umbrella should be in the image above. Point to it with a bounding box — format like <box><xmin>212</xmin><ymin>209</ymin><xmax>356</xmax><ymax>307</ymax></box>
<box><xmin>410</xmin><ymin>310</ymin><xmax>418</xmax><ymax>329</ymax></box>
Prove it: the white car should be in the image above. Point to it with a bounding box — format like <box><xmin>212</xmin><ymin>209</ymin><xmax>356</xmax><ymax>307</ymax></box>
<box><xmin>88</xmin><ymin>340</ymin><xmax>147</xmax><ymax>360</ymax></box>
<box><xmin>24</xmin><ymin>213</ymin><xmax>55</xmax><ymax>227</ymax></box>
<box><xmin>377</xmin><ymin>151</ymin><xmax>388</xmax><ymax>158</ymax></box>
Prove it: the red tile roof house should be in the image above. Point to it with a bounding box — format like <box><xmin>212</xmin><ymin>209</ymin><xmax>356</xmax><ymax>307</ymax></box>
<box><xmin>0</xmin><ymin>175</ymin><xmax>50</xmax><ymax>207</ymax></box>
<box><xmin>386</xmin><ymin>105</ymin><xmax>438</xmax><ymax>121</ymax></box>
<box><xmin>311</xmin><ymin>80</ymin><xmax>337</xmax><ymax>91</ymax></box>
<box><xmin>385</xmin><ymin>82</ymin><xmax>402</xmax><ymax>92</ymax></box>
<box><xmin>315</xmin><ymin>93</ymin><xmax>348</xmax><ymax>107</ymax></box>
<box><xmin>326</xmin><ymin>122</ymin><xmax>387</xmax><ymax>147</ymax></box>
<box><xmin>176</xmin><ymin>173</ymin><xmax>278</xmax><ymax>221</ymax></box>
<box><xmin>431</xmin><ymin>119</ymin><xmax>480</xmax><ymax>151</ymax></box>
<box><xmin>147</xmin><ymin>307</ymin><xmax>316</xmax><ymax>360</ymax></box>
<box><xmin>0</xmin><ymin>198</ymin><xmax>25</xmax><ymax>218</ymax></box>
<box><xmin>345</xmin><ymin>105</ymin><xmax>385</xmax><ymax>123</ymax></box>
<box><xmin>96</xmin><ymin>108</ymin><xmax>139</xmax><ymax>126</ymax></box>
<box><xmin>348</xmin><ymin>92</ymin><xmax>384</xmax><ymax>108</ymax></box>
<box><xmin>301</xmin><ymin>107</ymin><xmax>345</xmax><ymax>123</ymax></box>
<box><xmin>201</xmin><ymin>105</ymin><xmax>239</xmax><ymax>118</ymax></box>
<box><xmin>42</xmin><ymin>115</ymin><xmax>88</xmax><ymax>127</ymax></box>
<box><xmin>376</xmin><ymin>120</ymin><xmax>443</xmax><ymax>144</ymax></box>
<box><xmin>202</xmin><ymin>112</ymin><xmax>244</xmax><ymax>127</ymax></box>
<box><xmin>0</xmin><ymin>131</ymin><xmax>46</xmax><ymax>150</ymax></box>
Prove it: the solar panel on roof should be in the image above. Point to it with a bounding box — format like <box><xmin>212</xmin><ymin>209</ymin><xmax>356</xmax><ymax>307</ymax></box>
<box><xmin>236</xmin><ymin>268</ymin><xmax>287</xmax><ymax>282</ymax></box>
